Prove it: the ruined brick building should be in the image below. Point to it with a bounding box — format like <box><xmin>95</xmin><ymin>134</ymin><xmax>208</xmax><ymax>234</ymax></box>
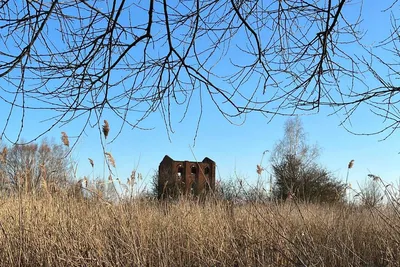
<box><xmin>158</xmin><ymin>155</ymin><xmax>216</xmax><ymax>199</ymax></box>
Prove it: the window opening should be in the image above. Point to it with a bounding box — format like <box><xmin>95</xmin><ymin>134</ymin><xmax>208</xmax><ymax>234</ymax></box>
<box><xmin>191</xmin><ymin>165</ymin><xmax>197</xmax><ymax>175</ymax></box>
<box><xmin>177</xmin><ymin>165</ymin><xmax>183</xmax><ymax>177</ymax></box>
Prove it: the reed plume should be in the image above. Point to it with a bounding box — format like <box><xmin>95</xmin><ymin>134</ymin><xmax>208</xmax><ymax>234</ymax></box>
<box><xmin>348</xmin><ymin>160</ymin><xmax>354</xmax><ymax>169</ymax></box>
<box><xmin>61</xmin><ymin>132</ymin><xmax>69</xmax><ymax>147</ymax></box>
<box><xmin>345</xmin><ymin>159</ymin><xmax>354</xmax><ymax>202</ymax></box>
<box><xmin>105</xmin><ymin>152</ymin><xmax>116</xmax><ymax>168</ymax></box>
<box><xmin>102</xmin><ymin>120</ymin><xmax>110</xmax><ymax>139</ymax></box>
<box><xmin>88</xmin><ymin>158</ymin><xmax>94</xmax><ymax>168</ymax></box>
<box><xmin>128</xmin><ymin>170</ymin><xmax>136</xmax><ymax>185</ymax></box>
<box><xmin>368</xmin><ymin>174</ymin><xmax>381</xmax><ymax>182</ymax></box>
<box><xmin>83</xmin><ymin>176</ymin><xmax>88</xmax><ymax>187</ymax></box>
<box><xmin>256</xmin><ymin>164</ymin><xmax>263</xmax><ymax>175</ymax></box>
<box><xmin>0</xmin><ymin>147</ymin><xmax>7</xmax><ymax>163</ymax></box>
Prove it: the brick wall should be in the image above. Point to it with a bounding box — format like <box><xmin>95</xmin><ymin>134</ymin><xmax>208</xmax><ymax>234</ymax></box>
<box><xmin>158</xmin><ymin>155</ymin><xmax>216</xmax><ymax>199</ymax></box>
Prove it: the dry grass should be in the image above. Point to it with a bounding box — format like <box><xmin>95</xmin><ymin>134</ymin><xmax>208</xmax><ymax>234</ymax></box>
<box><xmin>0</xmin><ymin>195</ymin><xmax>399</xmax><ymax>267</ymax></box>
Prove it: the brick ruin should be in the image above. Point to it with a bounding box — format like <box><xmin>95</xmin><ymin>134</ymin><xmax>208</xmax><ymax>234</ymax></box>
<box><xmin>158</xmin><ymin>155</ymin><xmax>216</xmax><ymax>199</ymax></box>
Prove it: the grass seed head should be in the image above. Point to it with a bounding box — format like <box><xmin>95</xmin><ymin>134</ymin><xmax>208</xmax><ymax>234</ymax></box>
<box><xmin>61</xmin><ymin>132</ymin><xmax>70</xmax><ymax>147</ymax></box>
<box><xmin>256</xmin><ymin>164</ymin><xmax>263</xmax><ymax>175</ymax></box>
<box><xmin>88</xmin><ymin>158</ymin><xmax>94</xmax><ymax>168</ymax></box>
<box><xmin>102</xmin><ymin>120</ymin><xmax>110</xmax><ymax>139</ymax></box>
<box><xmin>368</xmin><ymin>174</ymin><xmax>381</xmax><ymax>182</ymax></box>
<box><xmin>105</xmin><ymin>152</ymin><xmax>116</xmax><ymax>168</ymax></box>
<box><xmin>348</xmin><ymin>160</ymin><xmax>354</xmax><ymax>169</ymax></box>
<box><xmin>0</xmin><ymin>147</ymin><xmax>7</xmax><ymax>163</ymax></box>
<box><xmin>129</xmin><ymin>170</ymin><xmax>136</xmax><ymax>185</ymax></box>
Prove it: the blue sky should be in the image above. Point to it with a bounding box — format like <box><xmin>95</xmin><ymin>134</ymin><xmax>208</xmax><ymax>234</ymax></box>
<box><xmin>0</xmin><ymin>1</ymin><xmax>399</xmax><ymax>194</ymax></box>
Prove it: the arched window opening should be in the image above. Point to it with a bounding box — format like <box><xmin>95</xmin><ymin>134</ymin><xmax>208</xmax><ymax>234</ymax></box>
<box><xmin>191</xmin><ymin>165</ymin><xmax>197</xmax><ymax>175</ymax></box>
<box><xmin>177</xmin><ymin>165</ymin><xmax>183</xmax><ymax>177</ymax></box>
<box><xmin>204</xmin><ymin>167</ymin><xmax>210</xmax><ymax>175</ymax></box>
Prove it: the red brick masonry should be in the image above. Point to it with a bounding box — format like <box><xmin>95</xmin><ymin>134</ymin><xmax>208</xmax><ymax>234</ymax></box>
<box><xmin>158</xmin><ymin>155</ymin><xmax>216</xmax><ymax>199</ymax></box>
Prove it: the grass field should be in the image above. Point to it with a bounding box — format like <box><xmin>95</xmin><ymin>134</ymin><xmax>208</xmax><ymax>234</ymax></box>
<box><xmin>0</xmin><ymin>194</ymin><xmax>399</xmax><ymax>267</ymax></box>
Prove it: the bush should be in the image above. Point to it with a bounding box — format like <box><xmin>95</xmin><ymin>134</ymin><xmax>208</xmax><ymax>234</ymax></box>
<box><xmin>272</xmin><ymin>154</ymin><xmax>345</xmax><ymax>203</ymax></box>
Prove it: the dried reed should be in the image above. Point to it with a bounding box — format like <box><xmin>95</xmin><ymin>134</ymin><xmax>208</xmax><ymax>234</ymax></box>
<box><xmin>368</xmin><ymin>174</ymin><xmax>381</xmax><ymax>182</ymax></box>
<box><xmin>348</xmin><ymin>159</ymin><xmax>354</xmax><ymax>169</ymax></box>
<box><xmin>88</xmin><ymin>158</ymin><xmax>94</xmax><ymax>168</ymax></box>
<box><xmin>0</xmin><ymin>147</ymin><xmax>7</xmax><ymax>163</ymax></box>
<box><xmin>102</xmin><ymin>120</ymin><xmax>110</xmax><ymax>139</ymax></box>
<box><xmin>128</xmin><ymin>170</ymin><xmax>136</xmax><ymax>185</ymax></box>
<box><xmin>0</xmin><ymin>196</ymin><xmax>398</xmax><ymax>266</ymax></box>
<box><xmin>83</xmin><ymin>176</ymin><xmax>88</xmax><ymax>187</ymax></box>
<box><xmin>345</xmin><ymin>159</ymin><xmax>354</xmax><ymax>201</ymax></box>
<box><xmin>61</xmin><ymin>132</ymin><xmax>69</xmax><ymax>147</ymax></box>
<box><xmin>256</xmin><ymin>164</ymin><xmax>263</xmax><ymax>175</ymax></box>
<box><xmin>105</xmin><ymin>152</ymin><xmax>116</xmax><ymax>168</ymax></box>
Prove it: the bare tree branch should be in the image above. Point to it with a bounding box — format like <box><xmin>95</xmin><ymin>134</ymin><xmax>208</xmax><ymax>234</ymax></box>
<box><xmin>0</xmin><ymin>0</ymin><xmax>398</xmax><ymax>143</ymax></box>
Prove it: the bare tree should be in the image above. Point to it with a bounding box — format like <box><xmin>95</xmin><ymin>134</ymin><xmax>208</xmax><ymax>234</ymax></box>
<box><xmin>0</xmin><ymin>0</ymin><xmax>399</xmax><ymax>143</ymax></box>
<box><xmin>271</xmin><ymin>116</ymin><xmax>319</xmax><ymax>167</ymax></box>
<box><xmin>271</xmin><ymin>117</ymin><xmax>345</xmax><ymax>203</ymax></box>
<box><xmin>0</xmin><ymin>139</ymin><xmax>71</xmax><ymax>193</ymax></box>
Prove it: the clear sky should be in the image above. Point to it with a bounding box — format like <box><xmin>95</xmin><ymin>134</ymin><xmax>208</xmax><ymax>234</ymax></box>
<box><xmin>0</xmin><ymin>1</ymin><xmax>399</xmax><ymax>195</ymax></box>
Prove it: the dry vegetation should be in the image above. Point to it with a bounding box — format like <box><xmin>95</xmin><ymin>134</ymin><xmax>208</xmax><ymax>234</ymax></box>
<box><xmin>0</xmin><ymin>193</ymin><xmax>399</xmax><ymax>267</ymax></box>
<box><xmin>0</xmin><ymin>128</ymin><xmax>398</xmax><ymax>266</ymax></box>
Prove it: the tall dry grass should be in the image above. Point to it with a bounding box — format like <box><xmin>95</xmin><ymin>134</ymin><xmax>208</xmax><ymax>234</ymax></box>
<box><xmin>0</xmin><ymin>194</ymin><xmax>399</xmax><ymax>266</ymax></box>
